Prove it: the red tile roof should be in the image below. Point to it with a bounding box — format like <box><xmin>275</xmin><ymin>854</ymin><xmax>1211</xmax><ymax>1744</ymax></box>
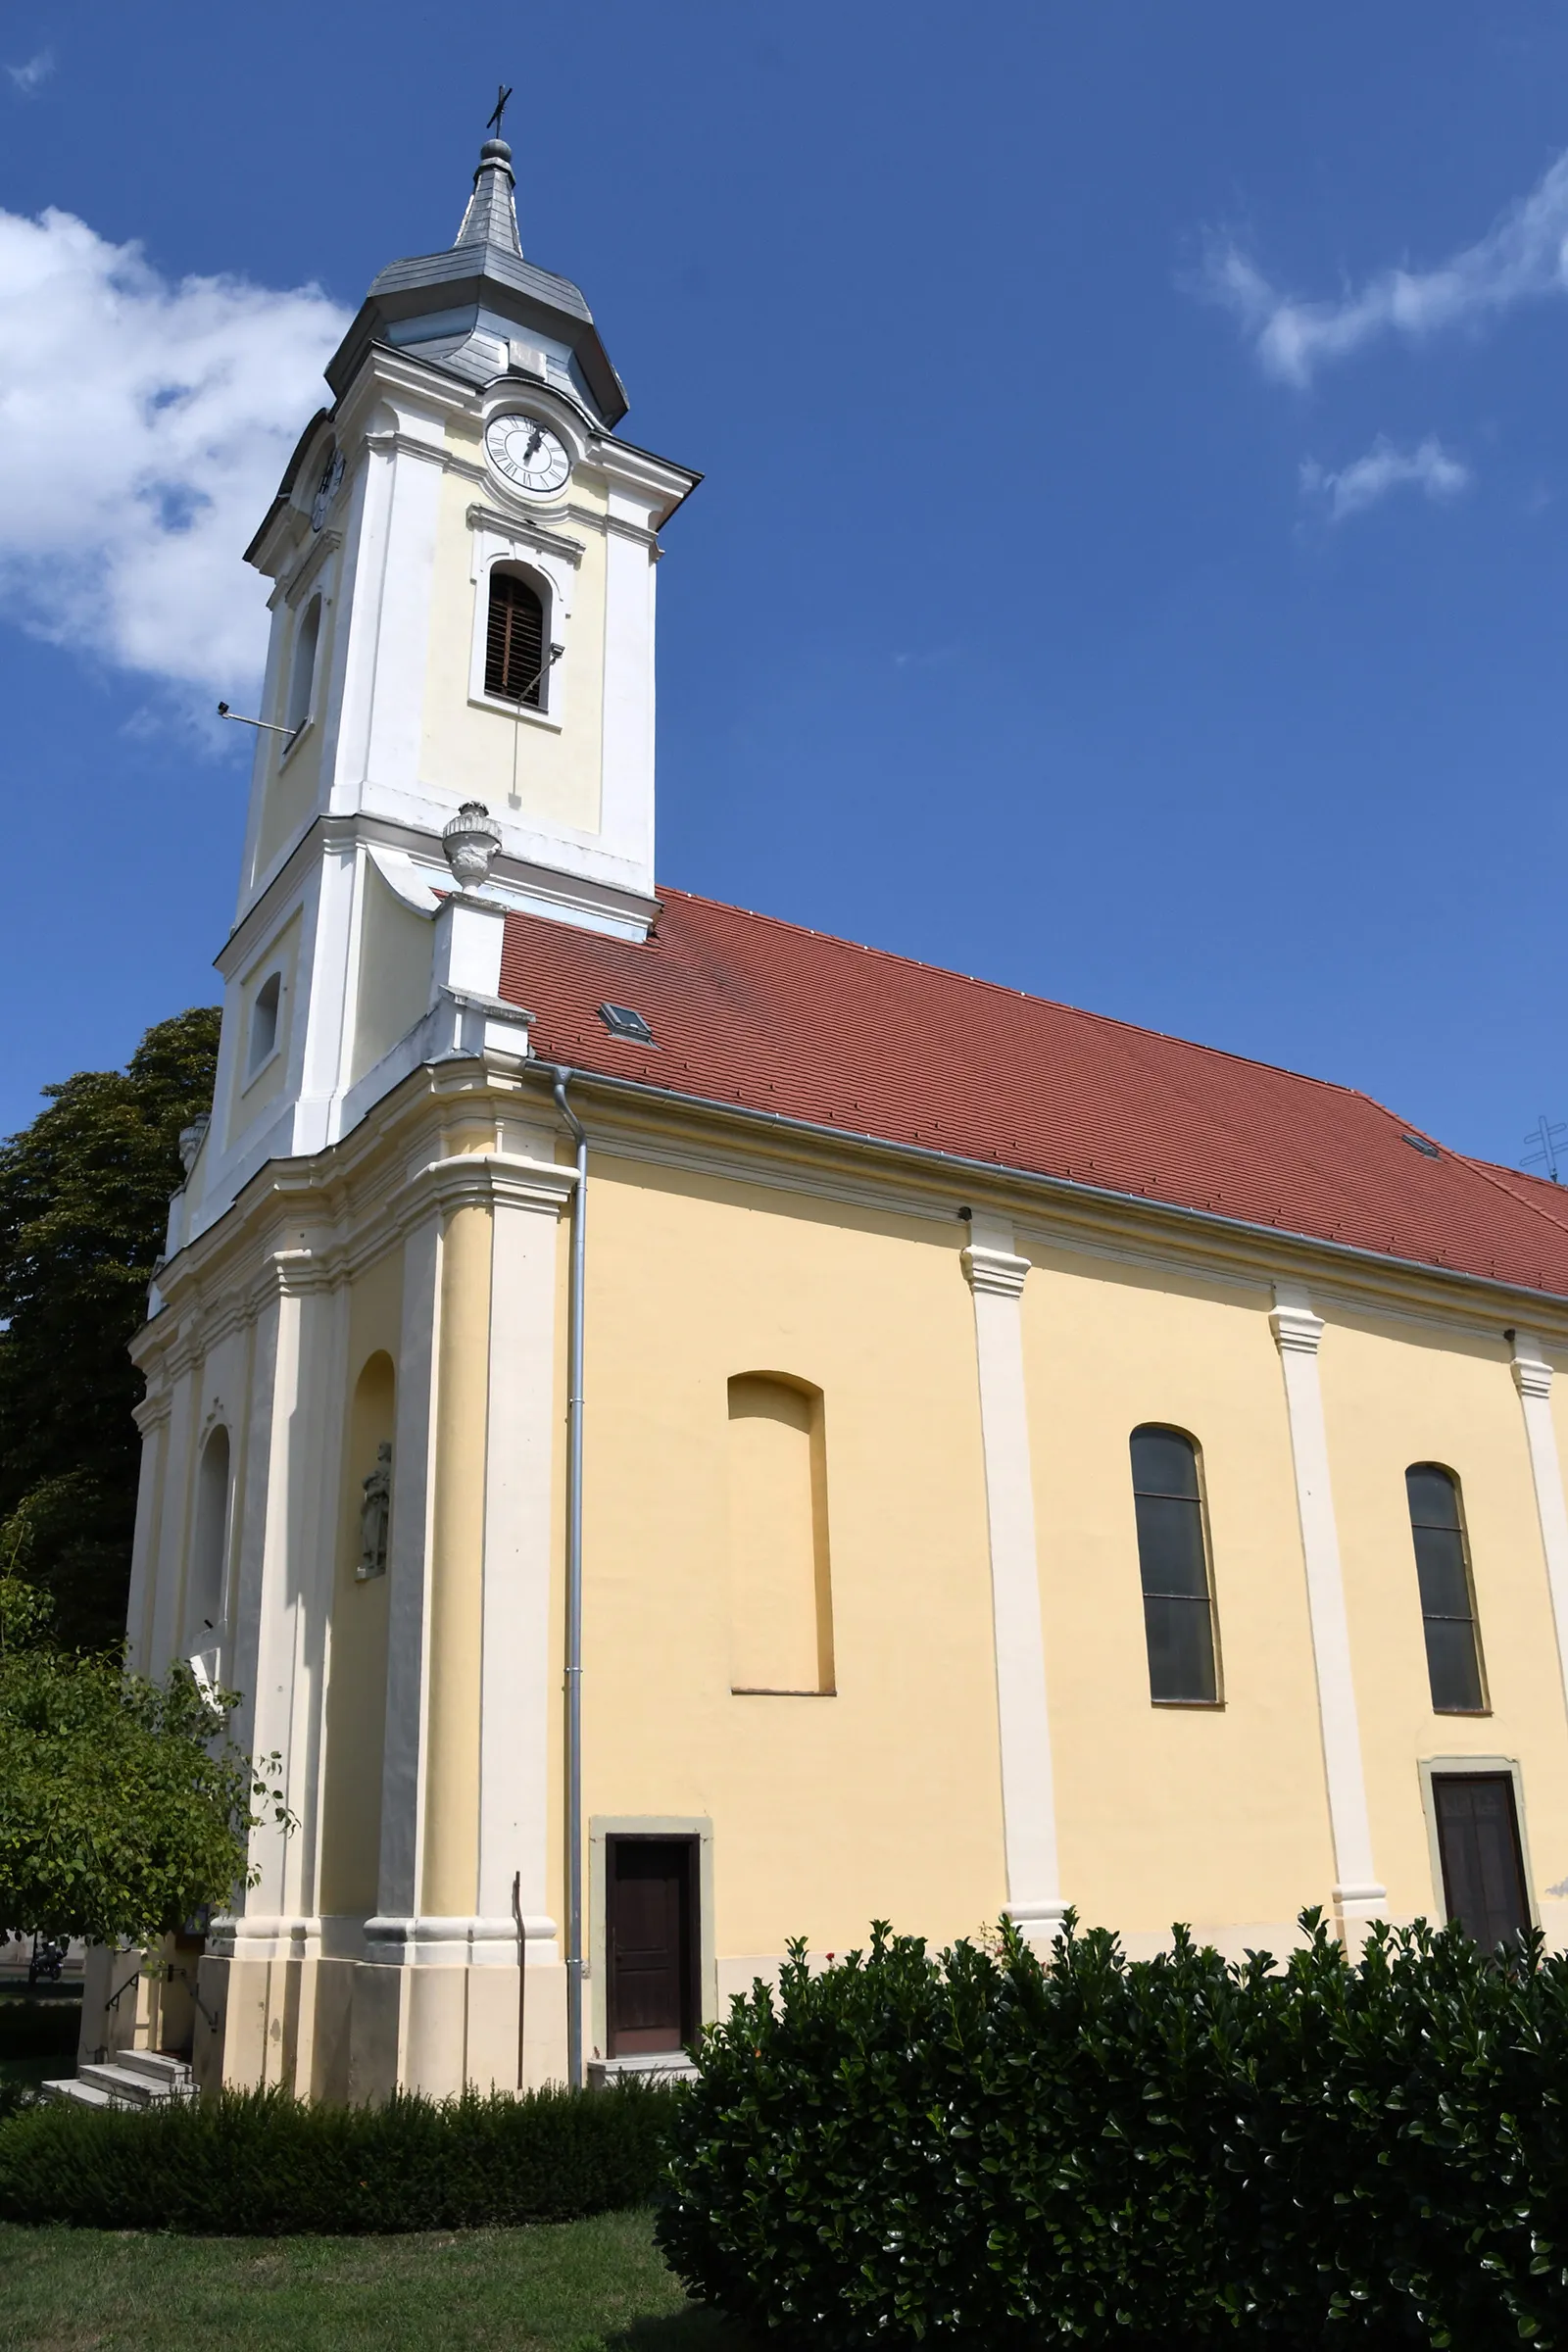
<box><xmin>497</xmin><ymin>888</ymin><xmax>1568</xmax><ymax>1301</ymax></box>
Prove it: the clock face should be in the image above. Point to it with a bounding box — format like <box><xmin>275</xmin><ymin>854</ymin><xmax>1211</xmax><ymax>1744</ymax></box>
<box><xmin>485</xmin><ymin>415</ymin><xmax>571</xmax><ymax>496</ymax></box>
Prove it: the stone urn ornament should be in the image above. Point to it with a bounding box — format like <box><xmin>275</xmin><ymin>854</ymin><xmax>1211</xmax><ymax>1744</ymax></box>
<box><xmin>442</xmin><ymin>801</ymin><xmax>503</xmax><ymax>892</ymax></box>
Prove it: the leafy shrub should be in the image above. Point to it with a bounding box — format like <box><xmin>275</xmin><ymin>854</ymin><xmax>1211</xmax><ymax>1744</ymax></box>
<box><xmin>659</xmin><ymin>1912</ymin><xmax>1568</xmax><ymax>2349</ymax></box>
<box><xmin>0</xmin><ymin>2079</ymin><xmax>679</xmax><ymax>2232</ymax></box>
<box><xmin>0</xmin><ymin>1995</ymin><xmax>81</xmax><ymax>2060</ymax></box>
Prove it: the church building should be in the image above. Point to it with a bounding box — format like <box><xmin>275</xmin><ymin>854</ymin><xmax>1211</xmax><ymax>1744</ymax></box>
<box><xmin>112</xmin><ymin>128</ymin><xmax>1568</xmax><ymax>2100</ymax></box>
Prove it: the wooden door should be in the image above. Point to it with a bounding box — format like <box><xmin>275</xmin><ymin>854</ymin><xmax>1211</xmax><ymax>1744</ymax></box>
<box><xmin>1432</xmin><ymin>1773</ymin><xmax>1531</xmax><ymax>1951</ymax></box>
<box><xmin>607</xmin><ymin>1838</ymin><xmax>697</xmax><ymax>2056</ymax></box>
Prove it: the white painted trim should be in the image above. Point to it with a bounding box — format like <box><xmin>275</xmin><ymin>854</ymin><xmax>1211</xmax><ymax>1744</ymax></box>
<box><xmin>466</xmin><ymin>530</ymin><xmax>573</xmax><ymax>726</ymax></box>
<box><xmin>362</xmin><ymin>1914</ymin><xmax>555</xmax><ymax>1967</ymax></box>
<box><xmin>1270</xmin><ymin>1283</ymin><xmax>1385</xmax><ymax>1928</ymax></box>
<box><xmin>962</xmin><ymin>1215</ymin><xmax>1065</xmax><ymax>1939</ymax></box>
<box><xmin>1509</xmin><ymin>1332</ymin><xmax>1568</xmax><ymax>1725</ymax></box>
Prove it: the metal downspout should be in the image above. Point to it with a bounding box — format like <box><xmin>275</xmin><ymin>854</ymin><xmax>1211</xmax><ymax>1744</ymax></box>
<box><xmin>552</xmin><ymin>1067</ymin><xmax>588</xmax><ymax>2089</ymax></box>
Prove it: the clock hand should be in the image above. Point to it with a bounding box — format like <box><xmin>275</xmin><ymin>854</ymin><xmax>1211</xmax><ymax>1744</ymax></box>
<box><xmin>524</xmin><ymin>427</ymin><xmax>543</xmax><ymax>462</ymax></box>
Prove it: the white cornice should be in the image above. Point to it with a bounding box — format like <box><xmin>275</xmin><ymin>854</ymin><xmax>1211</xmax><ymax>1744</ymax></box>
<box><xmin>540</xmin><ymin>1064</ymin><xmax>1568</xmax><ymax>1340</ymax></box>
<box><xmin>364</xmin><ymin>426</ymin><xmax>455</xmax><ymax>472</ymax></box>
<box><xmin>466</xmin><ymin>502</ymin><xmax>585</xmax><ymax>565</ymax></box>
<box><xmin>136</xmin><ymin>1047</ymin><xmax>1568</xmax><ymax>1372</ymax></box>
<box><xmin>278</xmin><ymin>528</ymin><xmax>342</xmax><ymax>609</ymax></box>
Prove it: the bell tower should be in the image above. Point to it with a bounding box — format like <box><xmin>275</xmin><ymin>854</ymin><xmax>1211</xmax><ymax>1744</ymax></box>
<box><xmin>179</xmin><ymin>125</ymin><xmax>698</xmax><ymax>1247</ymax></box>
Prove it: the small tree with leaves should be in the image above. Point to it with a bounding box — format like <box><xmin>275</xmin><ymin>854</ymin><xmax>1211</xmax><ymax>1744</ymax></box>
<box><xmin>0</xmin><ymin>1532</ymin><xmax>288</xmax><ymax>1946</ymax></box>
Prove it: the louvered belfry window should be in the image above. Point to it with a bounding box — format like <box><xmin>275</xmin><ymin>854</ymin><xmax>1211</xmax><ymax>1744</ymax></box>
<box><xmin>485</xmin><ymin>568</ymin><xmax>546</xmax><ymax>706</ymax></box>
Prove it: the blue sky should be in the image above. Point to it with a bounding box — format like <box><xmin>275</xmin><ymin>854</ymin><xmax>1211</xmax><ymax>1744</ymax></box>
<box><xmin>3</xmin><ymin>2</ymin><xmax>1567</xmax><ymax>1169</ymax></box>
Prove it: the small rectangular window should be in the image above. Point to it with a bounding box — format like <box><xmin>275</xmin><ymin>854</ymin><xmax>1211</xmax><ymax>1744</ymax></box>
<box><xmin>1130</xmin><ymin>1426</ymin><xmax>1218</xmax><ymax>1704</ymax></box>
<box><xmin>1406</xmin><ymin>1465</ymin><xmax>1486</xmax><ymax>1713</ymax></box>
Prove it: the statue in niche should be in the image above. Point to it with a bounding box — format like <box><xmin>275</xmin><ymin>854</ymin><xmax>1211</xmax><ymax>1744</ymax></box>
<box><xmin>357</xmin><ymin>1443</ymin><xmax>391</xmax><ymax>1581</ymax></box>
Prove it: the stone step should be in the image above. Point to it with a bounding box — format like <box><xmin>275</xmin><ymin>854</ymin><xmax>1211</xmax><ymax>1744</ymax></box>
<box><xmin>39</xmin><ymin>2077</ymin><xmax>115</xmax><ymax>2109</ymax></box>
<box><xmin>74</xmin><ymin>2058</ymin><xmax>194</xmax><ymax>2108</ymax></box>
<box><xmin>116</xmin><ymin>2049</ymin><xmax>193</xmax><ymax>2091</ymax></box>
<box><xmin>588</xmin><ymin>2050</ymin><xmax>701</xmax><ymax>2089</ymax></box>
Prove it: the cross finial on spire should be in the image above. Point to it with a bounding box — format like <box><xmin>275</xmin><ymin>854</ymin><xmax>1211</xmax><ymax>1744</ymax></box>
<box><xmin>487</xmin><ymin>83</ymin><xmax>513</xmax><ymax>138</ymax></box>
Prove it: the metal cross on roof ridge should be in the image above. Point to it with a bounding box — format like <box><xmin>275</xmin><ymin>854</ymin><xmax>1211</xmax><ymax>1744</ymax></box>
<box><xmin>487</xmin><ymin>83</ymin><xmax>514</xmax><ymax>137</ymax></box>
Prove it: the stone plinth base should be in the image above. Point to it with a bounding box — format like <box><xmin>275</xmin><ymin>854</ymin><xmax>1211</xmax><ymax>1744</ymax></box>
<box><xmin>192</xmin><ymin>1953</ymin><xmax>568</xmax><ymax>2102</ymax></box>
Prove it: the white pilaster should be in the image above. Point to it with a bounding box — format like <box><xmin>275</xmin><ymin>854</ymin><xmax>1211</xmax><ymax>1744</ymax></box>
<box><xmin>597</xmin><ymin>492</ymin><xmax>658</xmax><ymax>893</ymax></box>
<box><xmin>430</xmin><ymin>892</ymin><xmax>508</xmax><ymax>1004</ymax></box>
<box><xmin>295</xmin><ymin>832</ymin><xmax>359</xmax><ymax>1155</ymax></box>
<box><xmin>475</xmin><ymin>1153</ymin><xmax>575</xmax><ymax>1964</ymax></box>
<box><xmin>145</xmin><ymin>1369</ymin><xmax>197</xmax><ymax>1679</ymax></box>
<box><xmin>276</xmin><ymin>1275</ymin><xmax>347</xmax><ymax>1928</ymax></box>
<box><xmin>238</xmin><ymin>1257</ymin><xmax>319</xmax><ymax>1935</ymax></box>
<box><xmin>1509</xmin><ymin>1334</ymin><xmax>1568</xmax><ymax>1722</ymax></box>
<box><xmin>962</xmin><ymin>1213</ymin><xmax>1065</xmax><ymax>1939</ymax></box>
<box><xmin>355</xmin><ymin>411</ymin><xmax>444</xmax><ymax>798</ymax></box>
<box><xmin>373</xmin><ymin>1214</ymin><xmax>442</xmax><ymax>1929</ymax></box>
<box><xmin>124</xmin><ymin>1390</ymin><xmax>171</xmax><ymax>1672</ymax></box>
<box><xmin>1270</xmin><ymin>1283</ymin><xmax>1385</xmax><ymax>1932</ymax></box>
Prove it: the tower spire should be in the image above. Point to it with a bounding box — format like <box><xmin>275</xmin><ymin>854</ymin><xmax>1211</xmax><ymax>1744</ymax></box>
<box><xmin>454</xmin><ymin>94</ymin><xmax>521</xmax><ymax>257</ymax></box>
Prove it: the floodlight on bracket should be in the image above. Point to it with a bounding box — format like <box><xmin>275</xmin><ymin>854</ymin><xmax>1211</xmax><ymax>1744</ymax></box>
<box><xmin>217</xmin><ymin>701</ymin><xmax>299</xmax><ymax>740</ymax></box>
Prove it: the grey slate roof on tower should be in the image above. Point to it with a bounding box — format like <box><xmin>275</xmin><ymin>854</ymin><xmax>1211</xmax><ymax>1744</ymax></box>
<box><xmin>324</xmin><ymin>133</ymin><xmax>628</xmax><ymax>425</ymax></box>
<box><xmin>454</xmin><ymin>136</ymin><xmax>523</xmax><ymax>254</ymax></box>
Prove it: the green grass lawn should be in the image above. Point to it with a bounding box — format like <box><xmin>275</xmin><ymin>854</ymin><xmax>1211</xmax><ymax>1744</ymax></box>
<box><xmin>0</xmin><ymin>2209</ymin><xmax>751</xmax><ymax>2351</ymax></box>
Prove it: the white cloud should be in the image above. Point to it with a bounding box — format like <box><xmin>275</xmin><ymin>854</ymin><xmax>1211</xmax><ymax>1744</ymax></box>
<box><xmin>1299</xmin><ymin>435</ymin><xmax>1471</xmax><ymax>523</ymax></box>
<box><xmin>0</xmin><ymin>206</ymin><xmax>347</xmax><ymax>707</ymax></box>
<box><xmin>1205</xmin><ymin>150</ymin><xmax>1568</xmax><ymax>386</ymax></box>
<box><xmin>6</xmin><ymin>51</ymin><xmax>54</xmax><ymax>94</ymax></box>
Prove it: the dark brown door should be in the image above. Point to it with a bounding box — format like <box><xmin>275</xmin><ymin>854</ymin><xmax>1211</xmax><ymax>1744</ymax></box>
<box><xmin>1432</xmin><ymin>1773</ymin><xmax>1531</xmax><ymax>1950</ymax></box>
<box><xmin>607</xmin><ymin>1837</ymin><xmax>698</xmax><ymax>2057</ymax></box>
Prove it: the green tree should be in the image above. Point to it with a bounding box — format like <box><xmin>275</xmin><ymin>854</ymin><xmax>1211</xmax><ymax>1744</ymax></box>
<box><xmin>0</xmin><ymin>1007</ymin><xmax>220</xmax><ymax>1649</ymax></box>
<box><xmin>0</xmin><ymin>1547</ymin><xmax>287</xmax><ymax>1944</ymax></box>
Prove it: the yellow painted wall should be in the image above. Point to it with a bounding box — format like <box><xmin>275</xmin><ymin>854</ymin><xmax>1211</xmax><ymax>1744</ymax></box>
<box><xmin>1021</xmin><ymin>1248</ymin><xmax>1335</xmax><ymax>1947</ymax></box>
<box><xmin>1318</xmin><ymin>1312</ymin><xmax>1568</xmax><ymax>1931</ymax></box>
<box><xmin>419</xmin><ymin>446</ymin><xmax>608</xmax><ymax>834</ymax></box>
<box><xmin>579</xmin><ymin>1157</ymin><xmax>1007</xmax><ymax>1962</ymax></box>
<box><xmin>137</xmin><ymin>1067</ymin><xmax>1568</xmax><ymax>2102</ymax></box>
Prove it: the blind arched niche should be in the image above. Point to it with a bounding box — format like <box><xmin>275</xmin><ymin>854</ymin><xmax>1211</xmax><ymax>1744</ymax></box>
<box><xmin>184</xmin><ymin>1425</ymin><xmax>230</xmax><ymax>1661</ymax></box>
<box><xmin>727</xmin><ymin>1373</ymin><xmax>834</xmax><ymax>1694</ymax></box>
<box><xmin>319</xmin><ymin>1350</ymin><xmax>395</xmax><ymax>1922</ymax></box>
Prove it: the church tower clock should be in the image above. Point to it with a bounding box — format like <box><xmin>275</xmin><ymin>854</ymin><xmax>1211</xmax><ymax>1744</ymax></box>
<box><xmin>179</xmin><ymin>125</ymin><xmax>698</xmax><ymax>1250</ymax></box>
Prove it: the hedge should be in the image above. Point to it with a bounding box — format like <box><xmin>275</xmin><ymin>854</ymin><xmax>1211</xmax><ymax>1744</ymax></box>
<box><xmin>658</xmin><ymin>1911</ymin><xmax>1568</xmax><ymax>2349</ymax></box>
<box><xmin>0</xmin><ymin>1995</ymin><xmax>81</xmax><ymax>2060</ymax></box>
<box><xmin>0</xmin><ymin>2079</ymin><xmax>678</xmax><ymax>2232</ymax></box>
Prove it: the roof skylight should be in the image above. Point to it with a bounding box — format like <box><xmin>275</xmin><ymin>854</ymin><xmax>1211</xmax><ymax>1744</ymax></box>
<box><xmin>598</xmin><ymin>1002</ymin><xmax>655</xmax><ymax>1046</ymax></box>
